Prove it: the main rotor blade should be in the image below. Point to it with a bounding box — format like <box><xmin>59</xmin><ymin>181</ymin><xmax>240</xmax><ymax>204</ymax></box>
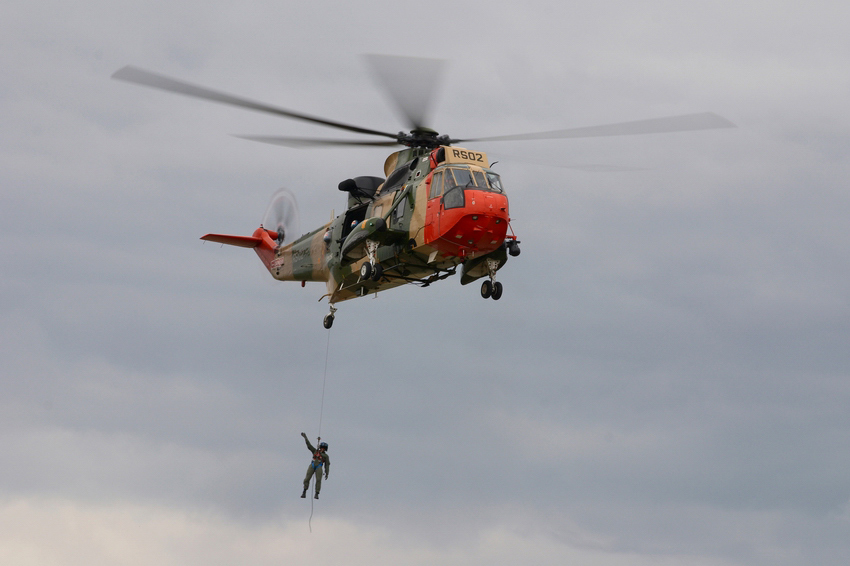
<box><xmin>547</xmin><ymin>163</ymin><xmax>648</xmax><ymax>172</ymax></box>
<box><xmin>363</xmin><ymin>54</ymin><xmax>446</xmax><ymax>131</ymax></box>
<box><xmin>454</xmin><ymin>112</ymin><xmax>736</xmax><ymax>143</ymax></box>
<box><xmin>112</xmin><ymin>66</ymin><xmax>399</xmax><ymax>140</ymax></box>
<box><xmin>234</xmin><ymin>135</ymin><xmax>401</xmax><ymax>148</ymax></box>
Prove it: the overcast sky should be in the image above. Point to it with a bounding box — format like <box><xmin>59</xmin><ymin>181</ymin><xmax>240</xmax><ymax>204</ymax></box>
<box><xmin>3</xmin><ymin>1</ymin><xmax>850</xmax><ymax>564</ymax></box>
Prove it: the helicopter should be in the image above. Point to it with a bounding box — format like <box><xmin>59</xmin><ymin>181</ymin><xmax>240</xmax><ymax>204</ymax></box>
<box><xmin>112</xmin><ymin>55</ymin><xmax>734</xmax><ymax>328</ymax></box>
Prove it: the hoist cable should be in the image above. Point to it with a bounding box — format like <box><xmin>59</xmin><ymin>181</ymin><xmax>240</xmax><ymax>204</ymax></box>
<box><xmin>318</xmin><ymin>329</ymin><xmax>330</xmax><ymax>436</ymax></box>
<box><xmin>310</xmin><ymin>328</ymin><xmax>332</xmax><ymax>533</ymax></box>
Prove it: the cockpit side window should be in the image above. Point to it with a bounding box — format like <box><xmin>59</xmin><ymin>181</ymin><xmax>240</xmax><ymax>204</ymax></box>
<box><xmin>486</xmin><ymin>172</ymin><xmax>504</xmax><ymax>193</ymax></box>
<box><xmin>429</xmin><ymin>171</ymin><xmax>444</xmax><ymax>199</ymax></box>
<box><xmin>442</xmin><ymin>168</ymin><xmax>456</xmax><ymax>188</ymax></box>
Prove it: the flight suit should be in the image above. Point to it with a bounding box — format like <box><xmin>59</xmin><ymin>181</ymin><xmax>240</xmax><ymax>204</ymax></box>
<box><xmin>302</xmin><ymin>437</ymin><xmax>330</xmax><ymax>495</ymax></box>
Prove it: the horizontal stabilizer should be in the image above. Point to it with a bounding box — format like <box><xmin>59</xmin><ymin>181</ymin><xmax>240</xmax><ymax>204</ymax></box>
<box><xmin>201</xmin><ymin>234</ymin><xmax>262</xmax><ymax>248</ymax></box>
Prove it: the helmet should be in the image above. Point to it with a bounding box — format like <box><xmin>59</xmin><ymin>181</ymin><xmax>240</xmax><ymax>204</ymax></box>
<box><xmin>319</xmin><ymin>442</ymin><xmax>328</xmax><ymax>450</ymax></box>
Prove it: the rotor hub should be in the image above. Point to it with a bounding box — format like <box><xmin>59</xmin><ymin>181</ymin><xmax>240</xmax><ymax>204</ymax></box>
<box><xmin>397</xmin><ymin>128</ymin><xmax>453</xmax><ymax>149</ymax></box>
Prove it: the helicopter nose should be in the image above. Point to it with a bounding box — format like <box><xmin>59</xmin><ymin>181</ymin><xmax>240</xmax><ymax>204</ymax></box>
<box><xmin>439</xmin><ymin>190</ymin><xmax>509</xmax><ymax>254</ymax></box>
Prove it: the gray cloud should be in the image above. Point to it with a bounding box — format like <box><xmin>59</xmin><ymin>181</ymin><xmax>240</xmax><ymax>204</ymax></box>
<box><xmin>3</xmin><ymin>0</ymin><xmax>850</xmax><ymax>564</ymax></box>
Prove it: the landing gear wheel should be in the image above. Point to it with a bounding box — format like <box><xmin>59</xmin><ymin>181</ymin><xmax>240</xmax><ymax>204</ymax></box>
<box><xmin>480</xmin><ymin>280</ymin><xmax>493</xmax><ymax>299</ymax></box>
<box><xmin>360</xmin><ymin>262</ymin><xmax>372</xmax><ymax>279</ymax></box>
<box><xmin>371</xmin><ymin>263</ymin><xmax>383</xmax><ymax>281</ymax></box>
<box><xmin>323</xmin><ymin>313</ymin><xmax>334</xmax><ymax>329</ymax></box>
<box><xmin>491</xmin><ymin>281</ymin><xmax>503</xmax><ymax>300</ymax></box>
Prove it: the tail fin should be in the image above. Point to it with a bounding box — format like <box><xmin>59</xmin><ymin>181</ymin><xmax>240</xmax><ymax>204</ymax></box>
<box><xmin>201</xmin><ymin>227</ymin><xmax>279</xmax><ymax>271</ymax></box>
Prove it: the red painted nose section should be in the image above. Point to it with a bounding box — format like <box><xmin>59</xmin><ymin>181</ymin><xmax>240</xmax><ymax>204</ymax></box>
<box><xmin>433</xmin><ymin>190</ymin><xmax>509</xmax><ymax>257</ymax></box>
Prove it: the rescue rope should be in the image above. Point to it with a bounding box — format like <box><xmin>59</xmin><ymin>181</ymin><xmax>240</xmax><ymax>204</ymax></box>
<box><xmin>318</xmin><ymin>329</ymin><xmax>330</xmax><ymax>437</ymax></box>
<box><xmin>308</xmin><ymin>473</ymin><xmax>316</xmax><ymax>532</ymax></box>
<box><xmin>309</xmin><ymin>328</ymin><xmax>332</xmax><ymax>533</ymax></box>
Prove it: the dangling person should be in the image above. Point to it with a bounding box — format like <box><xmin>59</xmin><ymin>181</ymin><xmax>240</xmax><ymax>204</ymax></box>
<box><xmin>300</xmin><ymin>432</ymin><xmax>330</xmax><ymax>499</ymax></box>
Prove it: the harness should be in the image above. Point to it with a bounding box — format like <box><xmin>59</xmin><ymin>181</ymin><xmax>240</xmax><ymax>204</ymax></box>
<box><xmin>311</xmin><ymin>450</ymin><xmax>325</xmax><ymax>469</ymax></box>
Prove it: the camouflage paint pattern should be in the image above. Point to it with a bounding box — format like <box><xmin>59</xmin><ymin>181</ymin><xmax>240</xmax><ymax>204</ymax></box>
<box><xmin>202</xmin><ymin>146</ymin><xmax>517</xmax><ymax>306</ymax></box>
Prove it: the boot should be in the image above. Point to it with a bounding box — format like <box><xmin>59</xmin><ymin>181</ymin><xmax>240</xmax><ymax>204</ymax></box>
<box><xmin>314</xmin><ymin>492</ymin><xmax>319</xmax><ymax>500</ymax></box>
<box><xmin>300</xmin><ymin>489</ymin><xmax>306</xmax><ymax>498</ymax></box>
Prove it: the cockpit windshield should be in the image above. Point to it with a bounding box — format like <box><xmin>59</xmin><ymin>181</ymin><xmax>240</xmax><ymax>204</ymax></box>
<box><xmin>449</xmin><ymin>168</ymin><xmax>472</xmax><ymax>188</ymax></box>
<box><xmin>435</xmin><ymin>165</ymin><xmax>504</xmax><ymax>196</ymax></box>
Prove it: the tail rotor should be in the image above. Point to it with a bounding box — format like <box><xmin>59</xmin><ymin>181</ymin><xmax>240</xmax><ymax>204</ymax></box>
<box><xmin>262</xmin><ymin>188</ymin><xmax>300</xmax><ymax>245</ymax></box>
